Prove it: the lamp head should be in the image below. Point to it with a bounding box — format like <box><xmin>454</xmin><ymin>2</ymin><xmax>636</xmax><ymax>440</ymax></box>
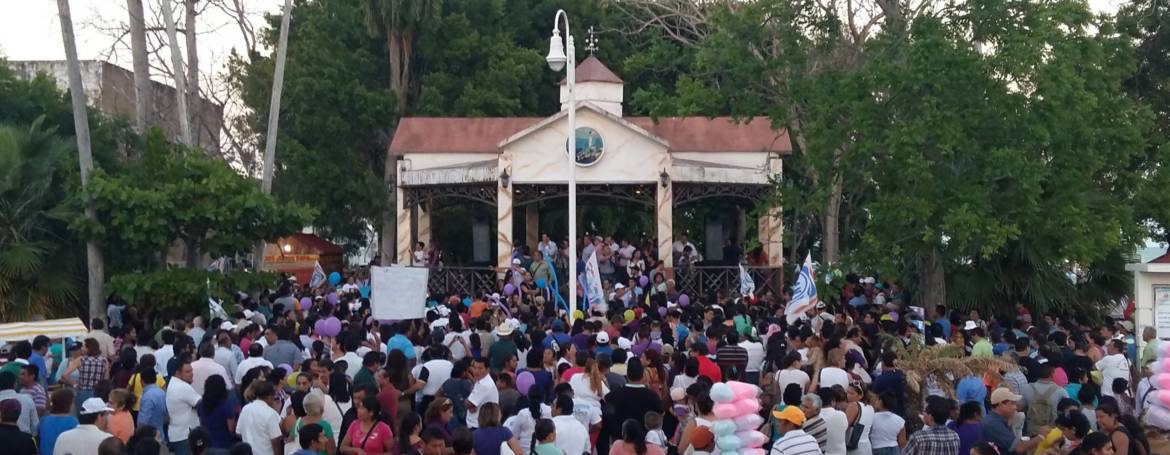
<box><xmin>546</xmin><ymin>28</ymin><xmax>567</xmax><ymax>72</ymax></box>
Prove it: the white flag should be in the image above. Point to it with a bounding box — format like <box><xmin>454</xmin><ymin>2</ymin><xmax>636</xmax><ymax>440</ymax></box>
<box><xmin>739</xmin><ymin>264</ymin><xmax>756</xmax><ymax>298</ymax></box>
<box><xmin>205</xmin><ymin>257</ymin><xmax>225</xmax><ymax>273</ymax></box>
<box><xmin>584</xmin><ymin>250</ymin><xmax>605</xmax><ymax>311</ymax></box>
<box><xmin>785</xmin><ymin>253</ymin><xmax>818</xmax><ymax>324</ymax></box>
<box><xmin>309</xmin><ymin>261</ymin><xmax>326</xmax><ymax>289</ymax></box>
<box><xmin>208</xmin><ymin>298</ymin><xmax>230</xmax><ymax>321</ymax></box>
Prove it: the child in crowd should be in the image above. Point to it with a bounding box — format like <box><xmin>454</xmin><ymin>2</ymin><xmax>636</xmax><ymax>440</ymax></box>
<box><xmin>645</xmin><ymin>411</ymin><xmax>668</xmax><ymax>449</ymax></box>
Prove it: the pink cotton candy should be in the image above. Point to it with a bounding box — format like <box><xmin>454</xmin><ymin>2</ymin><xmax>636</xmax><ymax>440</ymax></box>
<box><xmin>714</xmin><ymin>403</ymin><xmax>740</xmax><ymax>419</ymax></box>
<box><xmin>1159</xmin><ymin>390</ymin><xmax>1170</xmax><ymax>407</ymax></box>
<box><xmin>742</xmin><ymin>449</ymin><xmax>767</xmax><ymax>455</ymax></box>
<box><xmin>734</xmin><ymin>413</ymin><xmax>765</xmax><ymax>431</ymax></box>
<box><xmin>736</xmin><ymin>430</ymin><xmax>768</xmax><ymax>448</ymax></box>
<box><xmin>1158</xmin><ymin>374</ymin><xmax>1170</xmax><ymax>390</ymax></box>
<box><xmin>728</xmin><ymin>381</ymin><xmax>761</xmax><ymax>400</ymax></box>
<box><xmin>733</xmin><ymin>398</ymin><xmax>761</xmax><ymax>415</ymax></box>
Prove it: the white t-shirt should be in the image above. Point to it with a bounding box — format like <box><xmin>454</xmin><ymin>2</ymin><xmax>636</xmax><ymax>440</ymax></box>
<box><xmin>444</xmin><ymin>331</ymin><xmax>472</xmax><ymax>361</ymax></box>
<box><xmin>568</xmin><ymin>374</ymin><xmax>609</xmax><ymax>409</ymax></box>
<box><xmin>776</xmin><ymin>369</ymin><xmax>811</xmax><ymax>394</ymax></box>
<box><xmin>411</xmin><ymin>359</ymin><xmax>454</xmax><ymax>397</ymax></box>
<box><xmin>1096</xmin><ymin>353</ymin><xmax>1131</xmax><ymax>397</ymax></box>
<box><xmin>740</xmin><ymin>341</ymin><xmax>765</xmax><ymax>373</ymax></box>
<box><xmin>504</xmin><ymin>404</ymin><xmax>553</xmax><ymax>454</ymax></box>
<box><xmin>467</xmin><ymin>374</ymin><xmax>500</xmax><ymax>428</ymax></box>
<box><xmin>235</xmin><ymin>357</ymin><xmax>274</xmax><ymax>385</ymax></box>
<box><xmin>53</xmin><ymin>425</ymin><xmax>113</xmax><ymax>455</ymax></box>
<box><xmin>165</xmin><ymin>377</ymin><xmax>202</xmax><ymax>442</ymax></box>
<box><xmin>869</xmin><ymin>411</ymin><xmax>905</xmax><ymax>449</ymax></box>
<box><xmin>820</xmin><ymin>407</ymin><xmax>849</xmax><ymax>455</ymax></box>
<box><xmin>572</xmin><ymin>398</ymin><xmax>603</xmax><ymax>428</ymax></box>
<box><xmin>819</xmin><ymin>367</ymin><xmax>850</xmax><ymax>391</ymax></box>
<box><xmin>553</xmin><ymin>414</ymin><xmax>590</xmax><ymax>455</ymax></box>
<box><xmin>238</xmin><ymin>400</ymin><xmax>283</xmax><ymax>455</ymax></box>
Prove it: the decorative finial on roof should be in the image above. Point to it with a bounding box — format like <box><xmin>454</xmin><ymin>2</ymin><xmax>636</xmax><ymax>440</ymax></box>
<box><xmin>585</xmin><ymin>26</ymin><xmax>599</xmax><ymax>55</ymax></box>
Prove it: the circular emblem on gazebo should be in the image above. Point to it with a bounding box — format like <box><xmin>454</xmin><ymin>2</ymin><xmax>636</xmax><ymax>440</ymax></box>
<box><xmin>572</xmin><ymin>126</ymin><xmax>604</xmax><ymax>166</ymax></box>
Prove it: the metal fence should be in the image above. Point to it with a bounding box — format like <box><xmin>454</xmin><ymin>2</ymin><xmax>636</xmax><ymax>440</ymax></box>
<box><xmin>427</xmin><ymin>266</ymin><xmax>498</xmax><ymax>297</ymax></box>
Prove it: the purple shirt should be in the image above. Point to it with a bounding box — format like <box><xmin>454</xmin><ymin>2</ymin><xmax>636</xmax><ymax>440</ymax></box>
<box><xmin>948</xmin><ymin>421</ymin><xmax>981</xmax><ymax>455</ymax></box>
<box><xmin>473</xmin><ymin>426</ymin><xmax>514</xmax><ymax>455</ymax></box>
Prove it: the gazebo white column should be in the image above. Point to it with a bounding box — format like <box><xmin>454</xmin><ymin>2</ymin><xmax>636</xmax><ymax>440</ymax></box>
<box><xmin>396</xmin><ymin>187</ymin><xmax>412</xmax><ymax>264</ymax></box>
<box><xmin>657</xmin><ymin>157</ymin><xmax>673</xmax><ymax>276</ymax></box>
<box><xmin>417</xmin><ymin>206</ymin><xmax>431</xmax><ymax>246</ymax></box>
<box><xmin>759</xmin><ymin>155</ymin><xmax>784</xmax><ymax>266</ymax></box>
<box><xmin>497</xmin><ymin>152</ymin><xmax>514</xmax><ymax>273</ymax></box>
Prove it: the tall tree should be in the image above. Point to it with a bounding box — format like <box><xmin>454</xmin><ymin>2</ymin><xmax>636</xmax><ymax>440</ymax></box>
<box><xmin>362</xmin><ymin>0</ymin><xmax>441</xmax><ymax>115</ymax></box>
<box><xmin>127</xmin><ymin>0</ymin><xmax>151</xmax><ymax>131</ymax></box>
<box><xmin>184</xmin><ymin>0</ymin><xmax>200</xmax><ymax>147</ymax></box>
<box><xmin>55</xmin><ymin>0</ymin><xmax>106</xmax><ymax>322</ymax></box>
<box><xmin>254</xmin><ymin>0</ymin><xmax>294</xmax><ymax>271</ymax></box>
<box><xmin>160</xmin><ymin>0</ymin><xmax>192</xmax><ymax>145</ymax></box>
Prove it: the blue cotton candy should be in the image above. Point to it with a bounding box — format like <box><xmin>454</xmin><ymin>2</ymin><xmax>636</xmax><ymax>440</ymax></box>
<box><xmin>710</xmin><ymin>382</ymin><xmax>735</xmax><ymax>403</ymax></box>
<box><xmin>713</xmin><ymin>421</ymin><xmax>738</xmax><ymax>436</ymax></box>
<box><xmin>716</xmin><ymin>435</ymin><xmax>742</xmax><ymax>452</ymax></box>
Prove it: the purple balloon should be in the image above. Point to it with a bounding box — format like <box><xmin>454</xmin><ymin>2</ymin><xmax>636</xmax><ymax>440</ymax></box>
<box><xmin>299</xmin><ymin>297</ymin><xmax>311</xmax><ymax>308</ymax></box>
<box><xmin>278</xmin><ymin>364</ymin><xmax>292</xmax><ymax>374</ymax></box>
<box><xmin>327</xmin><ymin>292</ymin><xmax>339</xmax><ymax>305</ymax></box>
<box><xmin>639</xmin><ymin>276</ymin><xmax>649</xmax><ymax>287</ymax></box>
<box><xmin>658</xmin><ymin>307</ymin><xmax>668</xmax><ymax>318</ymax></box>
<box><xmin>314</xmin><ymin>319</ymin><xmax>327</xmax><ymax>335</ymax></box>
<box><xmin>503</xmin><ymin>283</ymin><xmax>516</xmax><ymax>296</ymax></box>
<box><xmin>516</xmin><ymin>371</ymin><xmax>536</xmax><ymax>395</ymax></box>
<box><xmin>318</xmin><ymin>316</ymin><xmax>342</xmax><ymax>337</ymax></box>
<box><xmin>678</xmin><ymin>294</ymin><xmax>690</xmax><ymax>306</ymax></box>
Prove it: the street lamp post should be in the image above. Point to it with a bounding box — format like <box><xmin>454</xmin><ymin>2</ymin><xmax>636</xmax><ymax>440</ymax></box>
<box><xmin>546</xmin><ymin>10</ymin><xmax>578</xmax><ymax>325</ymax></box>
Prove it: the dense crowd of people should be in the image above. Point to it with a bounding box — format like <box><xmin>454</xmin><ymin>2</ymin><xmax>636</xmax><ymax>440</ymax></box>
<box><xmin>0</xmin><ymin>259</ymin><xmax>1158</xmax><ymax>455</ymax></box>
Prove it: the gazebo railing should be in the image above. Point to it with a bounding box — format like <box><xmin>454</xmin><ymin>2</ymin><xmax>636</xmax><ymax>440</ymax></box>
<box><xmin>676</xmin><ymin>266</ymin><xmax>785</xmax><ymax>299</ymax></box>
<box><xmin>427</xmin><ymin>266</ymin><xmax>498</xmax><ymax>297</ymax></box>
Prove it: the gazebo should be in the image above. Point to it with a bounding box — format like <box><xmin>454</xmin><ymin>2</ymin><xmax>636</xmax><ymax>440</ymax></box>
<box><xmin>389</xmin><ymin>56</ymin><xmax>791</xmax><ymax>297</ymax></box>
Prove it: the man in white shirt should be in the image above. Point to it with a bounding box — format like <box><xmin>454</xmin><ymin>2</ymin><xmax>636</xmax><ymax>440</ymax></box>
<box><xmin>191</xmin><ymin>342</ymin><xmax>232</xmax><ymax>394</ymax></box>
<box><xmin>237</xmin><ymin>381</ymin><xmax>284</xmax><ymax>455</ymax></box>
<box><xmin>187</xmin><ymin>317</ymin><xmax>206</xmax><ymax>346</ymax></box>
<box><xmin>443</xmin><ymin>316</ymin><xmax>472</xmax><ymax>362</ymax></box>
<box><xmin>213</xmin><ymin>331</ymin><xmax>239</xmax><ymax>385</ymax></box>
<box><xmin>411</xmin><ymin>347</ymin><xmax>455</xmax><ymax>413</ymax></box>
<box><xmin>337</xmin><ymin>336</ymin><xmax>364</xmax><ymax>379</ymax></box>
<box><xmin>0</xmin><ymin>371</ymin><xmax>37</xmax><ymax>435</ymax></box>
<box><xmin>465</xmin><ymin>358</ymin><xmax>498</xmax><ymax>429</ymax></box>
<box><xmin>235</xmin><ymin>344</ymin><xmax>274</xmax><ymax>385</ymax></box>
<box><xmin>1097</xmin><ymin>339</ymin><xmax>1131</xmax><ymax>398</ymax></box>
<box><xmin>53</xmin><ymin>398</ymin><xmax>114</xmax><ymax>455</ymax></box>
<box><xmin>552</xmin><ymin>395</ymin><xmax>590</xmax><ymax>455</ymax></box>
<box><xmin>153</xmin><ymin>331</ymin><xmax>177</xmax><ymax>378</ymax></box>
<box><xmin>166</xmin><ymin>358</ymin><xmax>202</xmax><ymax>453</ymax></box>
<box><xmin>539</xmin><ymin>234</ymin><xmax>558</xmax><ymax>260</ymax></box>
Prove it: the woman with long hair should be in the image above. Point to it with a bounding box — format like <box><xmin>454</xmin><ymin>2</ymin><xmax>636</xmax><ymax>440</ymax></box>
<box><xmin>65</xmin><ymin>338</ymin><xmax>108</xmax><ymax>412</ymax></box>
<box><xmin>950</xmin><ymin>401</ymin><xmax>983</xmax><ymax>455</ymax></box>
<box><xmin>678</xmin><ymin>383</ymin><xmax>717</xmax><ymax>454</ymax></box>
<box><xmin>286</xmin><ymin>391</ymin><xmax>336</xmax><ymax>455</ymax></box>
<box><xmin>641</xmin><ymin>350</ymin><xmax>669</xmax><ymax>399</ymax></box>
<box><xmin>340</xmin><ymin>396</ymin><xmax>394</xmax><ymax>455</ymax></box>
<box><xmin>111</xmin><ymin>348</ymin><xmax>137</xmax><ymax>388</ymax></box>
<box><xmin>611</xmin><ymin>418</ymin><xmax>664</xmax><ymax>455</ymax></box>
<box><xmin>198</xmin><ymin>375</ymin><xmax>238</xmax><ymax>449</ymax></box>
<box><xmin>505</xmin><ymin>388</ymin><xmax>550</xmax><ymax>454</ymax></box>
<box><xmin>1070</xmin><ymin>432</ymin><xmax>1116</xmax><ymax>455</ymax></box>
<box><xmin>106</xmin><ymin>388</ymin><xmax>136</xmax><ymax>443</ymax></box>
<box><xmin>423</xmin><ymin>396</ymin><xmax>454</xmax><ymax>444</ymax></box>
<box><xmin>398</xmin><ymin>412</ymin><xmax>423</xmax><ymax>455</ymax></box>
<box><xmin>568</xmin><ymin>357</ymin><xmax>608</xmax><ymax>410</ymax></box>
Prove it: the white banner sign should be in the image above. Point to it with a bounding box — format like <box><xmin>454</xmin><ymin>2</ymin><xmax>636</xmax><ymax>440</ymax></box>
<box><xmin>1155</xmin><ymin>287</ymin><xmax>1170</xmax><ymax>339</ymax></box>
<box><xmin>371</xmin><ymin>265</ymin><xmax>428</xmax><ymax>320</ymax></box>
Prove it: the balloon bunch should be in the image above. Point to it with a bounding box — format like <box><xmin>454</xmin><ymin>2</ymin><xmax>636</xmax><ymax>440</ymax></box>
<box><xmin>710</xmin><ymin>381</ymin><xmax>768</xmax><ymax>455</ymax></box>
<box><xmin>314</xmin><ymin>316</ymin><xmax>342</xmax><ymax>338</ymax></box>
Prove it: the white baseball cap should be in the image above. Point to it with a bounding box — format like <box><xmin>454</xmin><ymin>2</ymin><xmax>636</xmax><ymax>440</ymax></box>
<box><xmin>596</xmin><ymin>332</ymin><xmax>610</xmax><ymax>344</ymax></box>
<box><xmin>617</xmin><ymin>337</ymin><xmax>633</xmax><ymax>350</ymax></box>
<box><xmin>79</xmin><ymin>398</ymin><xmax>113</xmax><ymax>415</ymax></box>
<box><xmin>963</xmin><ymin>320</ymin><xmax>978</xmax><ymax>331</ymax></box>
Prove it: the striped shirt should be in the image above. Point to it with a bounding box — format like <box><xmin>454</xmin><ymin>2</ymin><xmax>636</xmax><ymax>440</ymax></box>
<box><xmin>771</xmin><ymin>429</ymin><xmax>824</xmax><ymax>455</ymax></box>
<box><xmin>803</xmin><ymin>416</ymin><xmax>829</xmax><ymax>449</ymax></box>
<box><xmin>20</xmin><ymin>383</ymin><xmax>46</xmax><ymax>414</ymax></box>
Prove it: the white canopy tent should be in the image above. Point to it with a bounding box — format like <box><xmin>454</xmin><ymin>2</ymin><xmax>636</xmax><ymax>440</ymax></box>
<box><xmin>0</xmin><ymin>318</ymin><xmax>89</xmax><ymax>344</ymax></box>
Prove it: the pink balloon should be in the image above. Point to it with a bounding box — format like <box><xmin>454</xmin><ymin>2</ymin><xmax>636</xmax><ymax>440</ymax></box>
<box><xmin>1157</xmin><ymin>374</ymin><xmax>1170</xmax><ymax>390</ymax></box>
<box><xmin>679</xmin><ymin>294</ymin><xmax>690</xmax><ymax>306</ymax></box>
<box><xmin>516</xmin><ymin>371</ymin><xmax>535</xmax><ymax>395</ymax></box>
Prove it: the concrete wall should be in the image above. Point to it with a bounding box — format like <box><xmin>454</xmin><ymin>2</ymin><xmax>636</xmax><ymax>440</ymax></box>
<box><xmin>10</xmin><ymin>60</ymin><xmax>223</xmax><ymax>153</ymax></box>
<box><xmin>560</xmin><ymin>81</ymin><xmax>624</xmax><ymax>116</ymax></box>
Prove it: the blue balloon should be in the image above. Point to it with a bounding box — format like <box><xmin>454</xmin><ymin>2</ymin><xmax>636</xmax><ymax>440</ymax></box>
<box><xmin>328</xmin><ymin>272</ymin><xmax>341</xmax><ymax>286</ymax></box>
<box><xmin>535</xmin><ymin>278</ymin><xmax>547</xmax><ymax>289</ymax></box>
<box><xmin>462</xmin><ymin>297</ymin><xmax>472</xmax><ymax>308</ymax></box>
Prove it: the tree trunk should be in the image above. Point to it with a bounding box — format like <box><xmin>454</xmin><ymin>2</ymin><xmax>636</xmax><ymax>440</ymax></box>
<box><xmin>920</xmin><ymin>245</ymin><xmax>947</xmax><ymax>315</ymax></box>
<box><xmin>254</xmin><ymin>0</ymin><xmax>294</xmax><ymax>271</ymax></box>
<box><xmin>387</xmin><ymin>33</ymin><xmax>407</xmax><ymax>115</ymax></box>
<box><xmin>821</xmin><ymin>172</ymin><xmax>843</xmax><ymax>265</ymax></box>
<box><xmin>184</xmin><ymin>0</ymin><xmax>200</xmax><ymax>148</ymax></box>
<box><xmin>127</xmin><ymin>0</ymin><xmax>150</xmax><ymax>131</ymax></box>
<box><xmin>56</xmin><ymin>0</ymin><xmax>106</xmax><ymax>323</ymax></box>
<box><xmin>186</xmin><ymin>238</ymin><xmax>202</xmax><ymax>269</ymax></box>
<box><xmin>160</xmin><ymin>0</ymin><xmax>191</xmax><ymax>145</ymax></box>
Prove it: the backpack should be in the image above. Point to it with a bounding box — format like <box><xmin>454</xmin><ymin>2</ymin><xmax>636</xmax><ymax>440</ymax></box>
<box><xmin>1027</xmin><ymin>382</ymin><xmax>1059</xmax><ymax>431</ymax></box>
